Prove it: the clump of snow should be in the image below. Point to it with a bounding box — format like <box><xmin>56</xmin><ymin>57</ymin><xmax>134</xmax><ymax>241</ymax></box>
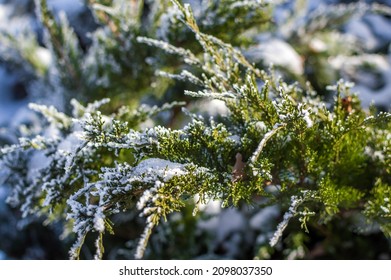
<box><xmin>0</xmin><ymin>4</ymin><xmax>8</xmax><ymax>19</ymax></box>
<box><xmin>309</xmin><ymin>38</ymin><xmax>327</xmax><ymax>52</ymax></box>
<box><xmin>364</xmin><ymin>14</ymin><xmax>391</xmax><ymax>50</ymax></box>
<box><xmin>256</xmin><ymin>121</ymin><xmax>267</xmax><ymax>131</ymax></box>
<box><xmin>352</xmin><ymin>53</ymin><xmax>391</xmax><ymax>109</ymax></box>
<box><xmin>58</xmin><ymin>132</ymin><xmax>84</xmax><ymax>153</ymax></box>
<box><xmin>245</xmin><ymin>39</ymin><xmax>304</xmax><ymax>75</ymax></box>
<box><xmin>196</xmin><ymin>197</ymin><xmax>222</xmax><ymax>215</ymax></box>
<box><xmin>132</xmin><ymin>158</ymin><xmax>187</xmax><ymax>181</ymax></box>
<box><xmin>220</xmin><ymin>208</ymin><xmax>252</xmax><ymax>257</ymax></box>
<box><xmin>329</xmin><ymin>54</ymin><xmax>388</xmax><ymax>74</ymax></box>
<box><xmin>345</xmin><ymin>18</ymin><xmax>379</xmax><ymax>51</ymax></box>
<box><xmin>0</xmin><ymin>3</ymin><xmax>35</xmax><ymax>34</ymax></box>
<box><xmin>199</xmin><ymin>208</ymin><xmax>246</xmax><ymax>237</ymax></box>
<box><xmin>93</xmin><ymin>212</ymin><xmax>105</xmax><ymax>232</ymax></box>
<box><xmin>27</xmin><ymin>151</ymin><xmax>49</xmax><ymax>181</ymax></box>
<box><xmin>191</xmin><ymin>99</ymin><xmax>230</xmax><ymax>116</ymax></box>
<box><xmin>35</xmin><ymin>47</ymin><xmax>52</xmax><ymax>67</ymax></box>
<box><xmin>299</xmin><ymin>104</ymin><xmax>313</xmax><ymax>128</ymax></box>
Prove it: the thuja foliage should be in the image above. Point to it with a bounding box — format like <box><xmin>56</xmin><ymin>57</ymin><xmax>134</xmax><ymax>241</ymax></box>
<box><xmin>1</xmin><ymin>1</ymin><xmax>390</xmax><ymax>259</ymax></box>
<box><xmin>0</xmin><ymin>0</ymin><xmax>272</xmax><ymax>112</ymax></box>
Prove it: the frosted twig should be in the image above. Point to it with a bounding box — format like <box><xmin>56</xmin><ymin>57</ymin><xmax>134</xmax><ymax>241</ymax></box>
<box><xmin>269</xmin><ymin>194</ymin><xmax>304</xmax><ymax>247</ymax></box>
<box><xmin>184</xmin><ymin>90</ymin><xmax>236</xmax><ymax>99</ymax></box>
<box><xmin>135</xmin><ymin>216</ymin><xmax>156</xmax><ymax>259</ymax></box>
<box><xmin>69</xmin><ymin>233</ymin><xmax>87</xmax><ymax>260</ymax></box>
<box><xmin>269</xmin><ymin>191</ymin><xmax>315</xmax><ymax>246</ymax></box>
<box><xmin>250</xmin><ymin>123</ymin><xmax>287</xmax><ymax>165</ymax></box>
<box><xmin>157</xmin><ymin>70</ymin><xmax>203</xmax><ymax>86</ymax></box>
<box><xmin>136</xmin><ymin>37</ymin><xmax>200</xmax><ymax>65</ymax></box>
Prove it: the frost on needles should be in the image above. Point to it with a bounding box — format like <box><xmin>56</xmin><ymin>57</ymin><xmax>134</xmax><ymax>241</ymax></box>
<box><xmin>0</xmin><ymin>0</ymin><xmax>390</xmax><ymax>259</ymax></box>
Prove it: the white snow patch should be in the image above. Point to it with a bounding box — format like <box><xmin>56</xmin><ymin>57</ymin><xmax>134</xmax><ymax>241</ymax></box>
<box><xmin>365</xmin><ymin>14</ymin><xmax>391</xmax><ymax>47</ymax></box>
<box><xmin>302</xmin><ymin>108</ymin><xmax>313</xmax><ymax>128</ymax></box>
<box><xmin>199</xmin><ymin>208</ymin><xmax>245</xmax><ymax>240</ymax></box>
<box><xmin>345</xmin><ymin>18</ymin><xmax>379</xmax><ymax>50</ymax></box>
<box><xmin>256</xmin><ymin>121</ymin><xmax>267</xmax><ymax>131</ymax></box>
<box><xmin>197</xmin><ymin>198</ymin><xmax>222</xmax><ymax>215</ymax></box>
<box><xmin>9</xmin><ymin>107</ymin><xmax>37</xmax><ymax>129</ymax></box>
<box><xmin>27</xmin><ymin>151</ymin><xmax>49</xmax><ymax>180</ymax></box>
<box><xmin>93</xmin><ymin>215</ymin><xmax>105</xmax><ymax>232</ymax></box>
<box><xmin>197</xmin><ymin>215</ymin><xmax>219</xmax><ymax>232</ymax></box>
<box><xmin>309</xmin><ymin>38</ymin><xmax>327</xmax><ymax>52</ymax></box>
<box><xmin>250</xmin><ymin>205</ymin><xmax>280</xmax><ymax>231</ymax></box>
<box><xmin>246</xmin><ymin>39</ymin><xmax>304</xmax><ymax>75</ymax></box>
<box><xmin>0</xmin><ymin>4</ymin><xmax>7</xmax><ymax>19</ymax></box>
<box><xmin>353</xmin><ymin>60</ymin><xmax>391</xmax><ymax>109</ymax></box>
<box><xmin>328</xmin><ymin>53</ymin><xmax>391</xmax><ymax>109</ymax></box>
<box><xmin>196</xmin><ymin>99</ymin><xmax>229</xmax><ymax>116</ymax></box>
<box><xmin>0</xmin><ymin>4</ymin><xmax>33</xmax><ymax>33</ymax></box>
<box><xmin>216</xmin><ymin>208</ymin><xmax>246</xmax><ymax>242</ymax></box>
<box><xmin>35</xmin><ymin>47</ymin><xmax>52</xmax><ymax>67</ymax></box>
<box><xmin>133</xmin><ymin>158</ymin><xmax>187</xmax><ymax>181</ymax></box>
<box><xmin>58</xmin><ymin>132</ymin><xmax>84</xmax><ymax>153</ymax></box>
<box><xmin>329</xmin><ymin>54</ymin><xmax>389</xmax><ymax>72</ymax></box>
<box><xmin>43</xmin><ymin>125</ymin><xmax>61</xmax><ymax>139</ymax></box>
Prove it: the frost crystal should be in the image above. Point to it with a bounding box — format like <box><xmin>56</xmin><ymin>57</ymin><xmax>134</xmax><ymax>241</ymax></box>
<box><xmin>93</xmin><ymin>211</ymin><xmax>105</xmax><ymax>232</ymax></box>
<box><xmin>269</xmin><ymin>191</ymin><xmax>313</xmax><ymax>247</ymax></box>
<box><xmin>302</xmin><ymin>108</ymin><xmax>313</xmax><ymax>128</ymax></box>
